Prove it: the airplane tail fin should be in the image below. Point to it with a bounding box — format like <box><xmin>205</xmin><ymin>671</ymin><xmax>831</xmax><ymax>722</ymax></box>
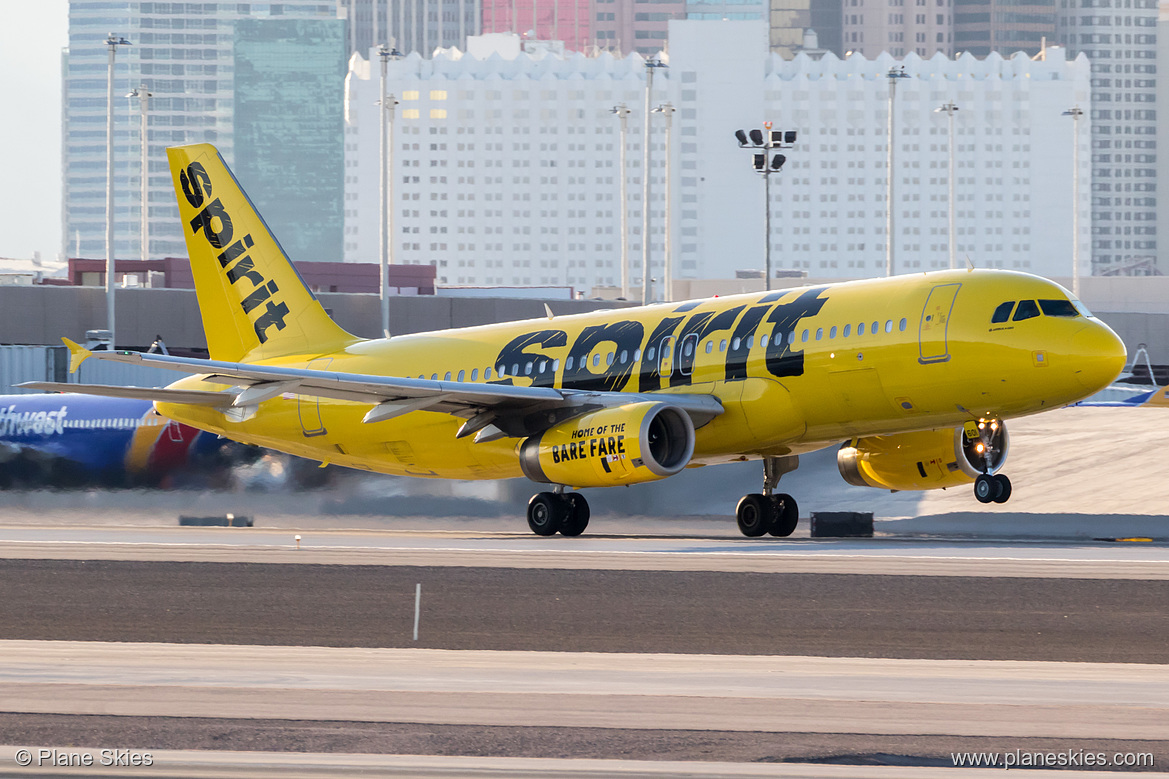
<box><xmin>166</xmin><ymin>144</ymin><xmax>355</xmax><ymax>362</ymax></box>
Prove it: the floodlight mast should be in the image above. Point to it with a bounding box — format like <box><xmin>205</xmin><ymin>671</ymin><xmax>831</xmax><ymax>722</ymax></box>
<box><xmin>105</xmin><ymin>33</ymin><xmax>131</xmax><ymax>350</ymax></box>
<box><xmin>641</xmin><ymin>54</ymin><xmax>667</xmax><ymax>304</ymax></box>
<box><xmin>611</xmin><ymin>103</ymin><xmax>632</xmax><ymax>299</ymax></box>
<box><xmin>735</xmin><ymin>125</ymin><xmax>796</xmax><ymax>290</ymax></box>
<box><xmin>934</xmin><ymin>102</ymin><xmax>959</xmax><ymax>270</ymax></box>
<box><xmin>1063</xmin><ymin>106</ymin><xmax>1084</xmax><ymax>299</ymax></box>
<box><xmin>886</xmin><ymin>66</ymin><xmax>909</xmax><ymax>277</ymax></box>
<box><xmin>378</xmin><ymin>44</ymin><xmax>401</xmax><ymax>339</ymax></box>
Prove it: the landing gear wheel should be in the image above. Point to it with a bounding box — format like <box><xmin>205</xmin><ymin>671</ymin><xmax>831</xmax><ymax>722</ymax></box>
<box><xmin>992</xmin><ymin>474</ymin><xmax>1012</xmax><ymax>504</ymax></box>
<box><xmin>768</xmin><ymin>493</ymin><xmax>799</xmax><ymax>537</ymax></box>
<box><xmin>973</xmin><ymin>473</ymin><xmax>1002</xmax><ymax>504</ymax></box>
<box><xmin>736</xmin><ymin>493</ymin><xmax>774</xmax><ymax>537</ymax></box>
<box><xmin>560</xmin><ymin>492</ymin><xmax>591</xmax><ymax>537</ymax></box>
<box><xmin>527</xmin><ymin>492</ymin><xmax>567</xmax><ymax>536</ymax></box>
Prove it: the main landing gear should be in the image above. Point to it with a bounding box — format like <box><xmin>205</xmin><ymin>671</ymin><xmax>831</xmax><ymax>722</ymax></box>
<box><xmin>527</xmin><ymin>489</ymin><xmax>590</xmax><ymax>537</ymax></box>
<box><xmin>736</xmin><ymin>455</ymin><xmax>800</xmax><ymax>538</ymax></box>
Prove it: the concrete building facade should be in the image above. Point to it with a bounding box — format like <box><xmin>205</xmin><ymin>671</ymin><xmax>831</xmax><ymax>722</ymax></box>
<box><xmin>1056</xmin><ymin>0</ymin><xmax>1159</xmax><ymax>275</ymax></box>
<box><xmin>63</xmin><ymin>0</ymin><xmax>338</xmax><ymax>264</ymax></box>
<box><xmin>841</xmin><ymin>0</ymin><xmax>954</xmax><ymax>58</ymax></box>
<box><xmin>343</xmin><ymin>21</ymin><xmax>1090</xmax><ymax>290</ymax></box>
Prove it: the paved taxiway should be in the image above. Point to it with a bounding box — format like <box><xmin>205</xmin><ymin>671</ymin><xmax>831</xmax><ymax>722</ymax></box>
<box><xmin>2</xmin><ymin>641</ymin><xmax>1167</xmax><ymax>740</ymax></box>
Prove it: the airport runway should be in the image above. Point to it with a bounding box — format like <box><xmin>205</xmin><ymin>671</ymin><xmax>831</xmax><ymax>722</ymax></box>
<box><xmin>1</xmin><ymin>525</ymin><xmax>1166</xmax><ymax>776</ymax></box>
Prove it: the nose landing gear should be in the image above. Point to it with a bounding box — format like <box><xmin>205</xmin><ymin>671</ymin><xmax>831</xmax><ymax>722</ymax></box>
<box><xmin>965</xmin><ymin>418</ymin><xmax>1012</xmax><ymax>504</ymax></box>
<box><xmin>527</xmin><ymin>488</ymin><xmax>591</xmax><ymax>536</ymax></box>
<box><xmin>735</xmin><ymin>455</ymin><xmax>800</xmax><ymax>538</ymax></box>
<box><xmin>974</xmin><ymin>473</ymin><xmax>1012</xmax><ymax>504</ymax></box>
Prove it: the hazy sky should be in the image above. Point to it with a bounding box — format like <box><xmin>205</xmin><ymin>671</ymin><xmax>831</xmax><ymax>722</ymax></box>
<box><xmin>0</xmin><ymin>0</ymin><xmax>68</xmax><ymax>261</ymax></box>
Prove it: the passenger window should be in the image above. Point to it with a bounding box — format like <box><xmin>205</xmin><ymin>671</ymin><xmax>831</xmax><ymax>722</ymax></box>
<box><xmin>538</xmin><ymin>360</ymin><xmax>546</xmax><ymax>373</ymax></box>
<box><xmin>647</xmin><ymin>346</ymin><xmax>656</xmax><ymax>361</ymax></box>
<box><xmin>732</xmin><ymin>337</ymin><xmax>741</xmax><ymax>350</ymax></box>
<box><xmin>1039</xmin><ymin>299</ymin><xmax>1079</xmax><ymax>318</ymax></box>
<box><xmin>899</xmin><ymin>318</ymin><xmax>907</xmax><ymax>332</ymax></box>
<box><xmin>606</xmin><ymin>352</ymin><xmax>614</xmax><ymax>365</ymax></box>
<box><xmin>472</xmin><ymin>368</ymin><xmax>479</xmax><ymax>381</ymax></box>
<box><xmin>761</xmin><ymin>333</ymin><xmax>769</xmax><ymax>347</ymax></box>
<box><xmin>566</xmin><ymin>356</ymin><xmax>574</xmax><ymax>371</ymax></box>
<box><xmin>633</xmin><ymin>349</ymin><xmax>641</xmax><ymax>361</ymax></box>
<box><xmin>816</xmin><ymin>328</ymin><xmax>823</xmax><ymax>340</ymax></box>
<box><xmin>991</xmin><ymin>301</ymin><xmax>1015</xmax><ymax>323</ymax></box>
<box><xmin>592</xmin><ymin>354</ymin><xmax>600</xmax><ymax>367</ymax></box>
<box><xmin>682</xmin><ymin>341</ymin><xmax>693</xmax><ymax>357</ymax></box>
<box><xmin>553</xmin><ymin>359</ymin><xmax>560</xmax><ymax>371</ymax></box>
<box><xmin>746</xmin><ymin>335</ymin><xmax>754</xmax><ymax>348</ymax></box>
<box><xmin>801</xmin><ymin>330</ymin><xmax>809</xmax><ymax>343</ymax></box>
<box><xmin>871</xmin><ymin>321</ymin><xmax>879</xmax><ymax>334</ymax></box>
<box><xmin>720</xmin><ymin>339</ymin><xmax>727</xmax><ymax>351</ymax></box>
<box><xmin>620</xmin><ymin>350</ymin><xmax>628</xmax><ymax>364</ymax></box>
<box><xmin>1013</xmin><ymin>300</ymin><xmax>1040</xmax><ymax>321</ymax></box>
<box><xmin>858</xmin><ymin>322</ymin><xmax>865</xmax><ymax>336</ymax></box>
<box><xmin>843</xmin><ymin>324</ymin><xmax>851</xmax><ymax>337</ymax></box>
<box><xmin>787</xmin><ymin>331</ymin><xmax>795</xmax><ymax>345</ymax></box>
<box><xmin>512</xmin><ymin>362</ymin><xmax>520</xmax><ymax>375</ymax></box>
<box><xmin>885</xmin><ymin>320</ymin><xmax>893</xmax><ymax>333</ymax></box>
<box><xmin>829</xmin><ymin>326</ymin><xmax>837</xmax><ymax>339</ymax></box>
<box><xmin>705</xmin><ymin>341</ymin><xmax>713</xmax><ymax>354</ymax></box>
<box><xmin>485</xmin><ymin>367</ymin><xmax>492</xmax><ymax>380</ymax></box>
<box><xmin>457</xmin><ymin>370</ymin><xmax>465</xmax><ymax>381</ymax></box>
<box><xmin>525</xmin><ymin>362</ymin><xmax>533</xmax><ymax>375</ymax></box>
<box><xmin>496</xmin><ymin>365</ymin><xmax>504</xmax><ymax>377</ymax></box>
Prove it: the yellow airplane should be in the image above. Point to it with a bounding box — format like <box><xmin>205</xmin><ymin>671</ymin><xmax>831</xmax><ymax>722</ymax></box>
<box><xmin>24</xmin><ymin>144</ymin><xmax>1127</xmax><ymax>537</ymax></box>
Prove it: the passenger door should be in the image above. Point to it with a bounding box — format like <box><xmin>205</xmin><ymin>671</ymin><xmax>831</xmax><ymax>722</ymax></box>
<box><xmin>919</xmin><ymin>283</ymin><xmax>961</xmax><ymax>364</ymax></box>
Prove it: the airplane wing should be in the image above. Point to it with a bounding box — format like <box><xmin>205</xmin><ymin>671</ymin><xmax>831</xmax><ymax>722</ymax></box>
<box><xmin>19</xmin><ymin>343</ymin><xmax>724</xmax><ymax>442</ymax></box>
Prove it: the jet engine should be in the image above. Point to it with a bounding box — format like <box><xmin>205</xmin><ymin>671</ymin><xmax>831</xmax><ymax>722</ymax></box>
<box><xmin>837</xmin><ymin>422</ymin><xmax>1009</xmax><ymax>491</ymax></box>
<box><xmin>519</xmin><ymin>401</ymin><xmax>695</xmax><ymax>488</ymax></box>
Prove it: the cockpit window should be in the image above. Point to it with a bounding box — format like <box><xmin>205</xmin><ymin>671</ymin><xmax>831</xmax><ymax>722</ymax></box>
<box><xmin>1039</xmin><ymin>299</ymin><xmax>1080</xmax><ymax>318</ymax></box>
<box><xmin>991</xmin><ymin>301</ymin><xmax>1015</xmax><ymax>324</ymax></box>
<box><xmin>1012</xmin><ymin>299</ymin><xmax>1040</xmax><ymax>321</ymax></box>
<box><xmin>1071</xmin><ymin>299</ymin><xmax>1094</xmax><ymax>318</ymax></box>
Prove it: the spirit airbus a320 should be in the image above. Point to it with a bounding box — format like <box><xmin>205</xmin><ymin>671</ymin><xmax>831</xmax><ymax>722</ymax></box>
<box><xmin>25</xmin><ymin>143</ymin><xmax>1127</xmax><ymax>537</ymax></box>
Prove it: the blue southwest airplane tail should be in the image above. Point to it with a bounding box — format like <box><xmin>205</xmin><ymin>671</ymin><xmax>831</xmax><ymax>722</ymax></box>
<box><xmin>0</xmin><ymin>393</ymin><xmax>228</xmax><ymax>488</ymax></box>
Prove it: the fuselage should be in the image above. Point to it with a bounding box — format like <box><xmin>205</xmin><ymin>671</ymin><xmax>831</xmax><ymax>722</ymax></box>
<box><xmin>158</xmin><ymin>269</ymin><xmax>1126</xmax><ymax>480</ymax></box>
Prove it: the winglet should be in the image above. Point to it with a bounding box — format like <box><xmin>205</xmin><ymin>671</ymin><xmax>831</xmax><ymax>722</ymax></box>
<box><xmin>544</xmin><ymin>303</ymin><xmax>555</xmax><ymax>320</ymax></box>
<box><xmin>62</xmin><ymin>338</ymin><xmax>92</xmax><ymax>374</ymax></box>
<box><xmin>965</xmin><ymin>255</ymin><xmax>975</xmax><ymax>272</ymax></box>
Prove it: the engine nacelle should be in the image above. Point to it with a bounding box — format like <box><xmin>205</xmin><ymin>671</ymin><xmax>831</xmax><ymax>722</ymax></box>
<box><xmin>519</xmin><ymin>401</ymin><xmax>695</xmax><ymax>488</ymax></box>
<box><xmin>837</xmin><ymin>422</ymin><xmax>1009</xmax><ymax>492</ymax></box>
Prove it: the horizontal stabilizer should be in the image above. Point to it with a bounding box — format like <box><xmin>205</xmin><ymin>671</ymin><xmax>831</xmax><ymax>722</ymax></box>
<box><xmin>16</xmin><ymin>382</ymin><xmax>236</xmax><ymax>408</ymax></box>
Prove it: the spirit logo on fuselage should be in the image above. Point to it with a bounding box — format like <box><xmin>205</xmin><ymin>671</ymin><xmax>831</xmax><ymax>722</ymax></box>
<box><xmin>492</xmin><ymin>287</ymin><xmax>827</xmax><ymax>392</ymax></box>
<box><xmin>179</xmin><ymin>161</ymin><xmax>289</xmax><ymax>344</ymax></box>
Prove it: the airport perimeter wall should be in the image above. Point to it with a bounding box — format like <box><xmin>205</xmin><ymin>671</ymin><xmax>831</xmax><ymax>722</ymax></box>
<box><xmin>0</xmin><ymin>286</ymin><xmax>633</xmax><ymax>393</ymax></box>
<box><xmin>0</xmin><ymin>286</ymin><xmax>631</xmax><ymax>350</ymax></box>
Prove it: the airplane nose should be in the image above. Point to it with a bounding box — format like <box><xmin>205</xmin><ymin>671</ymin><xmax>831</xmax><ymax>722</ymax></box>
<box><xmin>1071</xmin><ymin>322</ymin><xmax>1127</xmax><ymax>392</ymax></box>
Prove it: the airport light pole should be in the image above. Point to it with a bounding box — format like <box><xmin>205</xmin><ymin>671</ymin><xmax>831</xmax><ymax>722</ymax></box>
<box><xmin>1064</xmin><ymin>105</ymin><xmax>1084</xmax><ymax>299</ymax></box>
<box><xmin>610</xmin><ymin>103</ymin><xmax>631</xmax><ymax>299</ymax></box>
<box><xmin>378</xmin><ymin>44</ymin><xmax>401</xmax><ymax>339</ymax></box>
<box><xmin>885</xmin><ymin>66</ymin><xmax>909</xmax><ymax>278</ymax></box>
<box><xmin>735</xmin><ymin>126</ymin><xmax>796</xmax><ymax>291</ymax></box>
<box><xmin>128</xmin><ymin>85</ymin><xmax>152</xmax><ymax>268</ymax></box>
<box><xmin>652</xmin><ymin>102</ymin><xmax>675</xmax><ymax>302</ymax></box>
<box><xmin>641</xmin><ymin>53</ymin><xmax>667</xmax><ymax>304</ymax></box>
<box><xmin>105</xmin><ymin>33</ymin><xmax>131</xmax><ymax>349</ymax></box>
<box><xmin>934</xmin><ymin>102</ymin><xmax>959</xmax><ymax>270</ymax></box>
